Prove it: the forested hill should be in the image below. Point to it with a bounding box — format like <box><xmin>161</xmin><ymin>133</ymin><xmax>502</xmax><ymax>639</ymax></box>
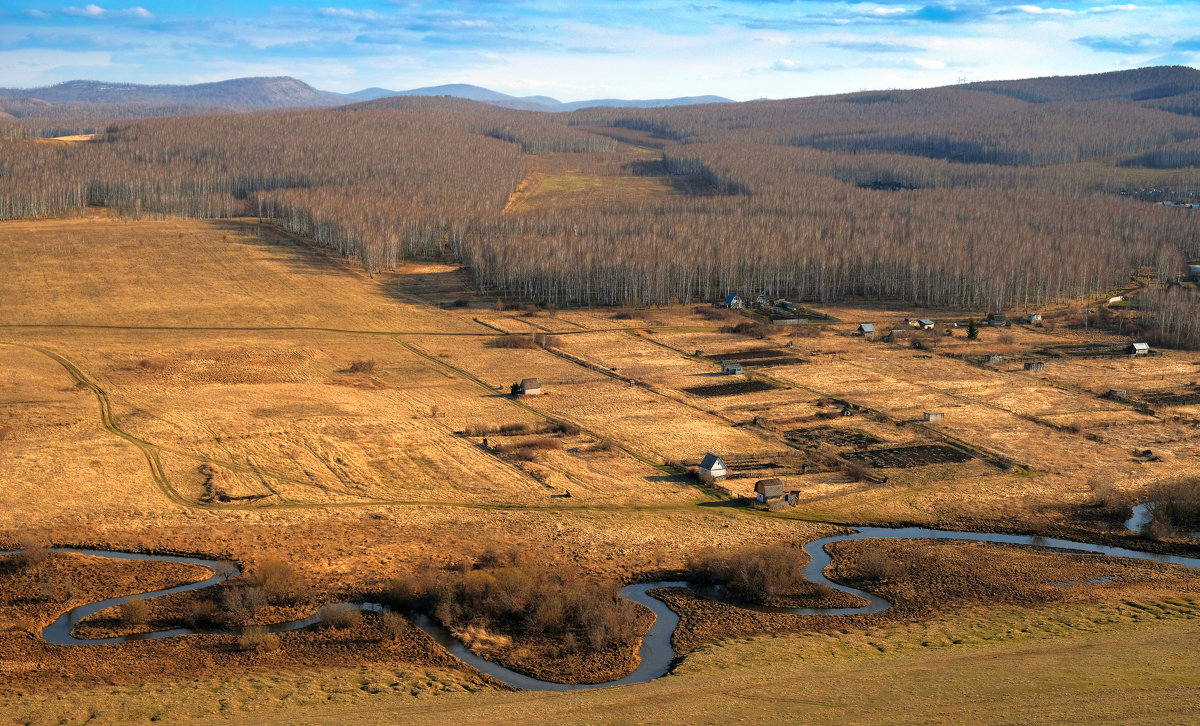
<box><xmin>2</xmin><ymin>65</ymin><xmax>1198</xmax><ymax>346</ymax></box>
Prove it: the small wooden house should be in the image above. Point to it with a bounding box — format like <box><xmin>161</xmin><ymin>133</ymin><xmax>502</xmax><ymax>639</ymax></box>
<box><xmin>917</xmin><ymin>319</ymin><xmax>935</xmax><ymax>330</ymax></box>
<box><xmin>724</xmin><ymin>293</ymin><xmax>744</xmax><ymax>310</ymax></box>
<box><xmin>984</xmin><ymin>353</ymin><xmax>1004</xmax><ymax>364</ymax></box>
<box><xmin>856</xmin><ymin>323</ymin><xmax>876</xmax><ymax>338</ymax></box>
<box><xmin>754</xmin><ymin>294</ymin><xmax>770</xmax><ymax>308</ymax></box>
<box><xmin>755</xmin><ymin>478</ymin><xmax>784</xmax><ymax>503</ymax></box>
<box><xmin>1108</xmin><ymin>388</ymin><xmax>1129</xmax><ymax>400</ymax></box>
<box><xmin>1128</xmin><ymin>342</ymin><xmax>1150</xmax><ymax>356</ymax></box>
<box><xmin>720</xmin><ymin>360</ymin><xmax>744</xmax><ymax>375</ymax></box>
<box><xmin>754</xmin><ymin>478</ymin><xmax>798</xmax><ymax>507</ymax></box>
<box><xmin>987</xmin><ymin>312</ymin><xmax>1007</xmax><ymax>327</ymax></box>
<box><xmin>888</xmin><ymin>328</ymin><xmax>910</xmax><ymax>343</ymax></box>
<box><xmin>520</xmin><ymin>377</ymin><xmax>543</xmax><ymax>395</ymax></box>
<box><xmin>923</xmin><ymin>411</ymin><xmax>945</xmax><ymax>423</ymax></box>
<box><xmin>699</xmin><ymin>452</ymin><xmax>727</xmax><ymax>481</ymax></box>
<box><xmin>1026</xmin><ymin>313</ymin><xmax>1043</xmax><ymax>324</ymax></box>
<box><xmin>1023</xmin><ymin>361</ymin><xmax>1045</xmax><ymax>372</ymax></box>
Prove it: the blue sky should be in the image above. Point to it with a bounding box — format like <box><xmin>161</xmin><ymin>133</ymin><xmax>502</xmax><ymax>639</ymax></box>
<box><xmin>1</xmin><ymin>1</ymin><xmax>1197</xmax><ymax>100</ymax></box>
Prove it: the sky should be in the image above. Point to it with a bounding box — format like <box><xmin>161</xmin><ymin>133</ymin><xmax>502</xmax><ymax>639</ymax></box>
<box><xmin>1</xmin><ymin>1</ymin><xmax>1198</xmax><ymax>101</ymax></box>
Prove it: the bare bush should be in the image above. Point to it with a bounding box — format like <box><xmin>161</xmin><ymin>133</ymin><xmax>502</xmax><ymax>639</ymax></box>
<box><xmin>237</xmin><ymin>625</ymin><xmax>280</xmax><ymax>652</ymax></box>
<box><xmin>15</xmin><ymin>534</ymin><xmax>47</xmax><ymax>569</ymax></box>
<box><xmin>694</xmin><ymin>306</ymin><xmax>734</xmax><ymax>322</ymax></box>
<box><xmin>857</xmin><ymin>548</ymin><xmax>902</xmax><ymax>580</ymax></box>
<box><xmin>722</xmin><ymin>321</ymin><xmax>772</xmax><ymax>338</ymax></box>
<box><xmin>487</xmin><ymin>334</ymin><xmax>539</xmax><ymax>349</ymax></box>
<box><xmin>254</xmin><ymin>559</ymin><xmax>298</xmax><ymax>604</ymax></box>
<box><xmin>320</xmin><ymin>603</ymin><xmax>363</xmax><ymax>629</ymax></box>
<box><xmin>843</xmin><ymin>460</ymin><xmax>873</xmax><ymax>483</ymax></box>
<box><xmin>380</xmin><ymin>611</ymin><xmax>409</xmax><ymax>641</ymax></box>
<box><xmin>119</xmin><ymin>597</ymin><xmax>152</xmax><ymax>627</ymax></box>
<box><xmin>347</xmin><ymin>359</ymin><xmax>376</xmax><ymax>374</ymax></box>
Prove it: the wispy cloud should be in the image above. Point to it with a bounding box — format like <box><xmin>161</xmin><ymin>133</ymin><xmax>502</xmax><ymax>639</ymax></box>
<box><xmin>63</xmin><ymin>5</ymin><xmax>153</xmax><ymax>20</ymax></box>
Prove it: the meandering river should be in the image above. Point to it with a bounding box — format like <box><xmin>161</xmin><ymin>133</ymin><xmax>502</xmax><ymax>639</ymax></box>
<box><xmin>5</xmin><ymin>522</ymin><xmax>1198</xmax><ymax>691</ymax></box>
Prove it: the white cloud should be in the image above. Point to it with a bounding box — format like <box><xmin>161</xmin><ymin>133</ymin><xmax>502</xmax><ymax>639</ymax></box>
<box><xmin>1014</xmin><ymin>5</ymin><xmax>1076</xmax><ymax>16</ymax></box>
<box><xmin>913</xmin><ymin>57</ymin><xmax>946</xmax><ymax>69</ymax></box>
<box><xmin>317</xmin><ymin>8</ymin><xmax>380</xmax><ymax>21</ymax></box>
<box><xmin>63</xmin><ymin>5</ymin><xmax>152</xmax><ymax>19</ymax></box>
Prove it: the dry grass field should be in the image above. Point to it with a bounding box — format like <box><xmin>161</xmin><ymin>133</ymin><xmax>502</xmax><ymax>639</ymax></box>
<box><xmin>2</xmin><ymin>213</ymin><xmax>1199</xmax><ymax>723</ymax></box>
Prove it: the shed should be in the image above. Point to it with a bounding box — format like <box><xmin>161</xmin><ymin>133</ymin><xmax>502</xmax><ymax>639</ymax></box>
<box><xmin>519</xmin><ymin>377</ymin><xmax>543</xmax><ymax>395</ymax></box>
<box><xmin>754</xmin><ymin>293</ymin><xmax>770</xmax><ymax>308</ymax></box>
<box><xmin>856</xmin><ymin>323</ymin><xmax>876</xmax><ymax>337</ymax></box>
<box><xmin>987</xmin><ymin>313</ymin><xmax>1007</xmax><ymax>326</ymax></box>
<box><xmin>1128</xmin><ymin>342</ymin><xmax>1150</xmax><ymax>355</ymax></box>
<box><xmin>724</xmin><ymin>293</ymin><xmax>744</xmax><ymax>310</ymax></box>
<box><xmin>984</xmin><ymin>353</ymin><xmax>1004</xmax><ymax>364</ymax></box>
<box><xmin>888</xmin><ymin>329</ymin><xmax>910</xmax><ymax>342</ymax></box>
<box><xmin>1188</xmin><ymin>264</ymin><xmax>1200</xmax><ymax>278</ymax></box>
<box><xmin>754</xmin><ymin>478</ymin><xmax>784</xmax><ymax>503</ymax></box>
<box><xmin>1023</xmin><ymin>361</ymin><xmax>1045</xmax><ymax>372</ymax></box>
<box><xmin>699</xmin><ymin>452</ymin><xmax>727</xmax><ymax>481</ymax></box>
<box><xmin>1108</xmin><ymin>388</ymin><xmax>1128</xmax><ymax>400</ymax></box>
<box><xmin>917</xmin><ymin>319</ymin><xmax>935</xmax><ymax>330</ymax></box>
<box><xmin>1026</xmin><ymin>313</ymin><xmax>1043</xmax><ymax>324</ymax></box>
<box><xmin>923</xmin><ymin>411</ymin><xmax>945</xmax><ymax>423</ymax></box>
<box><xmin>720</xmin><ymin>360</ymin><xmax>744</xmax><ymax>375</ymax></box>
<box><xmin>1108</xmin><ymin>296</ymin><xmax>1125</xmax><ymax>305</ymax></box>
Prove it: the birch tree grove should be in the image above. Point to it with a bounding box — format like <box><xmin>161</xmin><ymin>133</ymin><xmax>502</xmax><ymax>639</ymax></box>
<box><xmin>1</xmin><ymin>79</ymin><xmax>1198</xmax><ymax>343</ymax></box>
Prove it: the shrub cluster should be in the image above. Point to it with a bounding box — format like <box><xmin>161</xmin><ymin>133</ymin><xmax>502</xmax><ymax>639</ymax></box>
<box><xmin>686</xmin><ymin>544</ymin><xmax>825</xmax><ymax>605</ymax></box>
<box><xmin>388</xmin><ymin>558</ymin><xmax>640</xmax><ymax>652</ymax></box>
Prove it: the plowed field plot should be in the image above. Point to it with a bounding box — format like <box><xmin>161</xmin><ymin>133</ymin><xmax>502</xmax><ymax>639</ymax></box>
<box><xmin>1140</xmin><ymin>390</ymin><xmax>1200</xmax><ymax>407</ymax></box>
<box><xmin>682</xmin><ymin>380</ymin><xmax>781</xmax><ymax>397</ymax></box>
<box><xmin>847</xmin><ymin>444</ymin><xmax>972</xmax><ymax>468</ymax></box>
<box><xmin>741</xmin><ymin>357</ymin><xmax>806</xmax><ymax>368</ymax></box>
<box><xmin>704</xmin><ymin>348</ymin><xmax>790</xmax><ymax>360</ymax></box>
<box><xmin>785</xmin><ymin>426</ymin><xmax>884</xmax><ymax>449</ymax></box>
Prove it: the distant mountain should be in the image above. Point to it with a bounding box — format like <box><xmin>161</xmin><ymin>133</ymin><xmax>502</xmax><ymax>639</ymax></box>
<box><xmin>0</xmin><ymin>77</ymin><xmax>344</xmax><ymax>110</ymax></box>
<box><xmin>340</xmin><ymin>83</ymin><xmax>733</xmax><ymax>112</ymax></box>
<box><xmin>0</xmin><ymin>76</ymin><xmax>733</xmax><ymax>119</ymax></box>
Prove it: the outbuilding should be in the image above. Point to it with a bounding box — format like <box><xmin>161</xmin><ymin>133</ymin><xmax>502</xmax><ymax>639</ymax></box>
<box><xmin>987</xmin><ymin>313</ymin><xmax>1007</xmax><ymax>327</ymax></box>
<box><xmin>724</xmin><ymin>293</ymin><xmax>744</xmax><ymax>310</ymax></box>
<box><xmin>1128</xmin><ymin>342</ymin><xmax>1150</xmax><ymax>356</ymax></box>
<box><xmin>720</xmin><ymin>360</ymin><xmax>744</xmax><ymax>375</ymax></box>
<box><xmin>754</xmin><ymin>478</ymin><xmax>799</xmax><ymax>507</ymax></box>
<box><xmin>984</xmin><ymin>353</ymin><xmax>1004</xmax><ymax>364</ymax></box>
<box><xmin>923</xmin><ymin>411</ymin><xmax>945</xmax><ymax>423</ymax></box>
<box><xmin>917</xmin><ymin>319</ymin><xmax>935</xmax><ymax>330</ymax></box>
<box><xmin>856</xmin><ymin>323</ymin><xmax>876</xmax><ymax>338</ymax></box>
<box><xmin>519</xmin><ymin>377</ymin><xmax>543</xmax><ymax>395</ymax></box>
<box><xmin>1024</xmin><ymin>361</ymin><xmax>1045</xmax><ymax>372</ymax></box>
<box><xmin>1026</xmin><ymin>313</ymin><xmax>1043</xmax><ymax>324</ymax></box>
<box><xmin>699</xmin><ymin>452</ymin><xmax>727</xmax><ymax>481</ymax></box>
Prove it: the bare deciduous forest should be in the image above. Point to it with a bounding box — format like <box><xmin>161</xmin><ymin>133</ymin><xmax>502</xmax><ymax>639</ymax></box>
<box><xmin>3</xmin><ymin>66</ymin><xmax>1199</xmax><ymax>343</ymax></box>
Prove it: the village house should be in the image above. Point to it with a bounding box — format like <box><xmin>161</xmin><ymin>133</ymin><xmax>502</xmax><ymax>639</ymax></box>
<box><xmin>699</xmin><ymin>452</ymin><xmax>727</xmax><ymax>481</ymax></box>
<box><xmin>917</xmin><ymin>318</ymin><xmax>935</xmax><ymax>330</ymax></box>
<box><xmin>1026</xmin><ymin>313</ymin><xmax>1043</xmax><ymax>324</ymax></box>
<box><xmin>753</xmin><ymin>478</ymin><xmax>799</xmax><ymax>508</ymax></box>
<box><xmin>924</xmin><ymin>411</ymin><xmax>945</xmax><ymax>423</ymax></box>
<box><xmin>856</xmin><ymin>323</ymin><xmax>876</xmax><ymax>338</ymax></box>
<box><xmin>519</xmin><ymin>377</ymin><xmax>542</xmax><ymax>395</ymax></box>
<box><xmin>721</xmin><ymin>360</ymin><xmax>744</xmax><ymax>375</ymax></box>
<box><xmin>987</xmin><ymin>312</ymin><xmax>1007</xmax><ymax>326</ymax></box>
<box><xmin>754</xmin><ymin>293</ymin><xmax>770</xmax><ymax>308</ymax></box>
<box><xmin>724</xmin><ymin>293</ymin><xmax>744</xmax><ymax>310</ymax></box>
<box><xmin>1128</xmin><ymin>342</ymin><xmax>1150</xmax><ymax>356</ymax></box>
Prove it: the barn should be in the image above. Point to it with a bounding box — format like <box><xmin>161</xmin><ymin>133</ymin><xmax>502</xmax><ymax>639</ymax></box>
<box><xmin>520</xmin><ymin>377</ymin><xmax>543</xmax><ymax>395</ymax></box>
<box><xmin>1128</xmin><ymin>342</ymin><xmax>1150</xmax><ymax>356</ymax></box>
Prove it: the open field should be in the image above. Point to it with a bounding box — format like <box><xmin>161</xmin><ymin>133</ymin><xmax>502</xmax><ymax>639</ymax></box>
<box><xmin>2</xmin><ymin>214</ymin><xmax>1199</xmax><ymax>721</ymax></box>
